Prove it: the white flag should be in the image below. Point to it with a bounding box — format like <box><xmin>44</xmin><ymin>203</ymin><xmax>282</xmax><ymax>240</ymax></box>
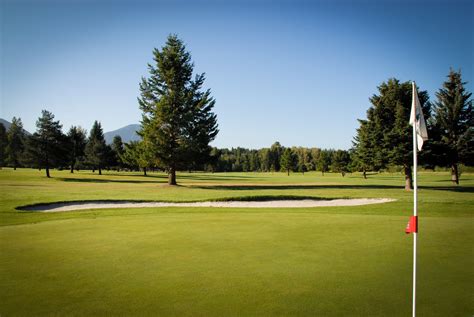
<box><xmin>409</xmin><ymin>82</ymin><xmax>428</xmax><ymax>151</ymax></box>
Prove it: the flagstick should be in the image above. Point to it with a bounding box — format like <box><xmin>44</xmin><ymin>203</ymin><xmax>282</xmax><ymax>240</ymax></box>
<box><xmin>412</xmin><ymin>101</ymin><xmax>418</xmax><ymax>317</ymax></box>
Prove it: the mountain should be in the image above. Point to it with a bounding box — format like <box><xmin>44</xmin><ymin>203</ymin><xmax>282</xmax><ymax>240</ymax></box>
<box><xmin>104</xmin><ymin>124</ymin><xmax>141</xmax><ymax>144</ymax></box>
<box><xmin>0</xmin><ymin>118</ymin><xmax>11</xmax><ymax>130</ymax></box>
<box><xmin>0</xmin><ymin>118</ymin><xmax>31</xmax><ymax>135</ymax></box>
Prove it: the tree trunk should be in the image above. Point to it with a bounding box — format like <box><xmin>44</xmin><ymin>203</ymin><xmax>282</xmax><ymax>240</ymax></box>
<box><xmin>99</xmin><ymin>167</ymin><xmax>102</xmax><ymax>175</ymax></box>
<box><xmin>451</xmin><ymin>164</ymin><xmax>459</xmax><ymax>185</ymax></box>
<box><xmin>143</xmin><ymin>167</ymin><xmax>147</xmax><ymax>177</ymax></box>
<box><xmin>363</xmin><ymin>169</ymin><xmax>367</xmax><ymax>179</ymax></box>
<box><xmin>404</xmin><ymin>165</ymin><xmax>413</xmax><ymax>191</ymax></box>
<box><xmin>342</xmin><ymin>171</ymin><xmax>345</xmax><ymax>177</ymax></box>
<box><xmin>287</xmin><ymin>169</ymin><xmax>290</xmax><ymax>176</ymax></box>
<box><xmin>70</xmin><ymin>162</ymin><xmax>75</xmax><ymax>173</ymax></box>
<box><xmin>168</xmin><ymin>167</ymin><xmax>177</xmax><ymax>185</ymax></box>
<box><xmin>14</xmin><ymin>166</ymin><xmax>16</xmax><ymax>171</ymax></box>
<box><xmin>46</xmin><ymin>166</ymin><xmax>50</xmax><ymax>178</ymax></box>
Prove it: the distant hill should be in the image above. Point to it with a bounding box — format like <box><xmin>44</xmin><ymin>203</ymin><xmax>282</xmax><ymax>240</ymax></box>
<box><xmin>0</xmin><ymin>118</ymin><xmax>31</xmax><ymax>135</ymax></box>
<box><xmin>0</xmin><ymin>118</ymin><xmax>11</xmax><ymax>130</ymax></box>
<box><xmin>104</xmin><ymin>124</ymin><xmax>141</xmax><ymax>144</ymax></box>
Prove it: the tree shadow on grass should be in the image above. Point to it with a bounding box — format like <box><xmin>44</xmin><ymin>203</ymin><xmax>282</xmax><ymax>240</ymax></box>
<box><xmin>101</xmin><ymin>172</ymin><xmax>168</xmax><ymax>179</ymax></box>
<box><xmin>58</xmin><ymin>178</ymin><xmax>167</xmax><ymax>184</ymax></box>
<box><xmin>189</xmin><ymin>184</ymin><xmax>474</xmax><ymax>193</ymax></box>
<box><xmin>178</xmin><ymin>174</ymin><xmax>262</xmax><ymax>181</ymax></box>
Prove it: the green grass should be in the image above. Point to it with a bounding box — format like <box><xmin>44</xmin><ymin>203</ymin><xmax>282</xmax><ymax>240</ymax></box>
<box><xmin>1</xmin><ymin>168</ymin><xmax>473</xmax><ymax>316</ymax></box>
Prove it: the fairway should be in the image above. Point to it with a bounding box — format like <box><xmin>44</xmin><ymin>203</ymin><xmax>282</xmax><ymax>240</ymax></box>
<box><xmin>1</xmin><ymin>169</ymin><xmax>473</xmax><ymax>316</ymax></box>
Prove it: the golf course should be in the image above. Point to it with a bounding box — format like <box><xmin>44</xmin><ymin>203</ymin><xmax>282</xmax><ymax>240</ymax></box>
<box><xmin>1</xmin><ymin>169</ymin><xmax>472</xmax><ymax>316</ymax></box>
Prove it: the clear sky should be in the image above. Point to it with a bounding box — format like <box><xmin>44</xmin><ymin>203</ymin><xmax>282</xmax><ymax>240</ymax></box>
<box><xmin>1</xmin><ymin>0</ymin><xmax>472</xmax><ymax>149</ymax></box>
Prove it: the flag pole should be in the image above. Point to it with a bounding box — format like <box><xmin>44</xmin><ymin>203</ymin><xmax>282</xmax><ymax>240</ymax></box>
<box><xmin>412</xmin><ymin>81</ymin><xmax>418</xmax><ymax>317</ymax></box>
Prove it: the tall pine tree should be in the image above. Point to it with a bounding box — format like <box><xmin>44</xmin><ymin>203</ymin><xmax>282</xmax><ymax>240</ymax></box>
<box><xmin>67</xmin><ymin>126</ymin><xmax>87</xmax><ymax>173</ymax></box>
<box><xmin>352</xmin><ymin>119</ymin><xmax>376</xmax><ymax>179</ymax></box>
<box><xmin>6</xmin><ymin>117</ymin><xmax>26</xmax><ymax>170</ymax></box>
<box><xmin>432</xmin><ymin>69</ymin><xmax>473</xmax><ymax>185</ymax></box>
<box><xmin>27</xmin><ymin>110</ymin><xmax>67</xmax><ymax>178</ymax></box>
<box><xmin>0</xmin><ymin>123</ymin><xmax>7</xmax><ymax>169</ymax></box>
<box><xmin>85</xmin><ymin>121</ymin><xmax>107</xmax><ymax>175</ymax></box>
<box><xmin>138</xmin><ymin>35</ymin><xmax>218</xmax><ymax>185</ymax></box>
<box><xmin>112</xmin><ymin>135</ymin><xmax>125</xmax><ymax>171</ymax></box>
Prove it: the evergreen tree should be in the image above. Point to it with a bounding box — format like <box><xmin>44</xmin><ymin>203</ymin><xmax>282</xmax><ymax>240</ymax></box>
<box><xmin>85</xmin><ymin>121</ymin><xmax>107</xmax><ymax>175</ymax></box>
<box><xmin>112</xmin><ymin>135</ymin><xmax>125</xmax><ymax>170</ymax></box>
<box><xmin>26</xmin><ymin>110</ymin><xmax>67</xmax><ymax>178</ymax></box>
<box><xmin>0</xmin><ymin>123</ymin><xmax>7</xmax><ymax>169</ymax></box>
<box><xmin>138</xmin><ymin>35</ymin><xmax>218</xmax><ymax>185</ymax></box>
<box><xmin>280</xmin><ymin>148</ymin><xmax>297</xmax><ymax>176</ymax></box>
<box><xmin>432</xmin><ymin>69</ymin><xmax>473</xmax><ymax>185</ymax></box>
<box><xmin>331</xmin><ymin>150</ymin><xmax>350</xmax><ymax>177</ymax></box>
<box><xmin>352</xmin><ymin>119</ymin><xmax>376</xmax><ymax>179</ymax></box>
<box><xmin>354</xmin><ymin>79</ymin><xmax>430</xmax><ymax>190</ymax></box>
<box><xmin>6</xmin><ymin>117</ymin><xmax>26</xmax><ymax>170</ymax></box>
<box><xmin>67</xmin><ymin>126</ymin><xmax>87</xmax><ymax>173</ymax></box>
<box><xmin>317</xmin><ymin>150</ymin><xmax>332</xmax><ymax>175</ymax></box>
<box><xmin>121</xmin><ymin>141</ymin><xmax>154</xmax><ymax>176</ymax></box>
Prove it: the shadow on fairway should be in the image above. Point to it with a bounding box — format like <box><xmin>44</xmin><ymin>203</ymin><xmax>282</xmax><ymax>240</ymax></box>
<box><xmin>190</xmin><ymin>184</ymin><xmax>474</xmax><ymax>192</ymax></box>
<box><xmin>429</xmin><ymin>186</ymin><xmax>474</xmax><ymax>193</ymax></box>
<box><xmin>102</xmin><ymin>173</ymin><xmax>168</xmax><ymax>179</ymax></box>
<box><xmin>73</xmin><ymin>172</ymin><xmax>259</xmax><ymax>182</ymax></box>
<box><xmin>58</xmin><ymin>178</ymin><xmax>166</xmax><ymax>184</ymax></box>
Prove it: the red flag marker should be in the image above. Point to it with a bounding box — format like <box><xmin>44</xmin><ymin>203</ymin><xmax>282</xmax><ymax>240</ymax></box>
<box><xmin>405</xmin><ymin>216</ymin><xmax>418</xmax><ymax>234</ymax></box>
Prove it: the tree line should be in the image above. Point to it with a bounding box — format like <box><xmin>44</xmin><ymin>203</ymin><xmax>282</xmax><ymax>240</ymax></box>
<box><xmin>0</xmin><ymin>35</ymin><xmax>472</xmax><ymax>188</ymax></box>
<box><xmin>207</xmin><ymin>145</ymin><xmax>350</xmax><ymax>176</ymax></box>
<box><xmin>0</xmin><ymin>115</ymin><xmax>115</xmax><ymax>177</ymax></box>
<box><xmin>0</xmin><ymin>116</ymin><xmax>350</xmax><ymax>178</ymax></box>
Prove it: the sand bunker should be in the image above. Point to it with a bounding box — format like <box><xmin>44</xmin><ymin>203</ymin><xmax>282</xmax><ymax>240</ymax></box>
<box><xmin>20</xmin><ymin>198</ymin><xmax>395</xmax><ymax>212</ymax></box>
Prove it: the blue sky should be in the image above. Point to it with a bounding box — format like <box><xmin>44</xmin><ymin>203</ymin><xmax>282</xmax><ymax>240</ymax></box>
<box><xmin>1</xmin><ymin>0</ymin><xmax>472</xmax><ymax>149</ymax></box>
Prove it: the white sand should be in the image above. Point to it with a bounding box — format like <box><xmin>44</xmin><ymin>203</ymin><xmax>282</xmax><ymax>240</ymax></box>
<box><xmin>22</xmin><ymin>198</ymin><xmax>396</xmax><ymax>212</ymax></box>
